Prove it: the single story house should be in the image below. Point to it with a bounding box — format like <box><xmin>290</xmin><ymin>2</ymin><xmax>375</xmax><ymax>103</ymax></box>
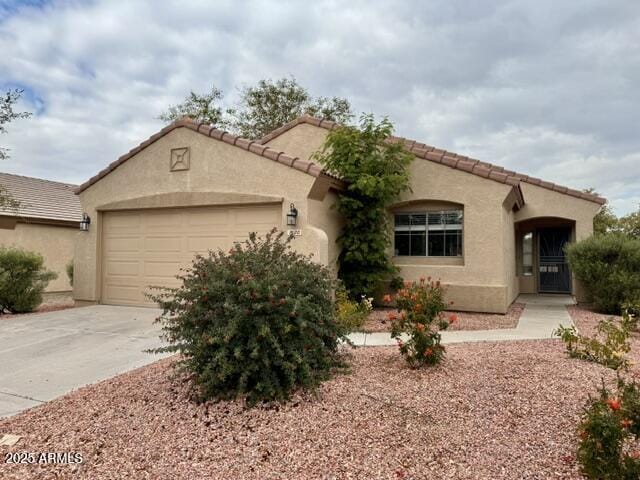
<box><xmin>0</xmin><ymin>172</ymin><xmax>81</xmax><ymax>297</ymax></box>
<box><xmin>73</xmin><ymin>116</ymin><xmax>605</xmax><ymax>313</ymax></box>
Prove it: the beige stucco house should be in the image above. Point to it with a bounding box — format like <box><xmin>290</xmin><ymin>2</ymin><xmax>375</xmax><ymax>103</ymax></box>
<box><xmin>73</xmin><ymin>116</ymin><xmax>605</xmax><ymax>313</ymax></box>
<box><xmin>0</xmin><ymin>173</ymin><xmax>81</xmax><ymax>296</ymax></box>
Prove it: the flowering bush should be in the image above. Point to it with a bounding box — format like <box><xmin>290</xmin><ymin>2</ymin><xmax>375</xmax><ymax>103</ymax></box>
<box><xmin>148</xmin><ymin>229</ymin><xmax>345</xmax><ymax>405</ymax></box>
<box><xmin>555</xmin><ymin>305</ymin><xmax>638</xmax><ymax>370</ymax></box>
<box><xmin>577</xmin><ymin>376</ymin><xmax>640</xmax><ymax>479</ymax></box>
<box><xmin>335</xmin><ymin>285</ymin><xmax>373</xmax><ymax>333</ymax></box>
<box><xmin>384</xmin><ymin>277</ymin><xmax>452</xmax><ymax>367</ymax></box>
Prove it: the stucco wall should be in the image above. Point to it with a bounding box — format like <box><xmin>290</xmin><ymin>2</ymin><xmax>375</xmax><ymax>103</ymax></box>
<box><xmin>515</xmin><ymin>182</ymin><xmax>600</xmax><ymax>301</ymax></box>
<box><xmin>390</xmin><ymin>159</ymin><xmax>515</xmax><ymax>313</ymax></box>
<box><xmin>264</xmin><ymin>122</ymin><xmax>603</xmax><ymax>310</ymax></box>
<box><xmin>263</xmin><ymin>123</ymin><xmax>328</xmax><ymax>161</ymax></box>
<box><xmin>266</xmin><ymin>123</ymin><xmax>529</xmax><ymax>313</ymax></box>
<box><xmin>0</xmin><ymin>221</ymin><xmax>76</xmax><ymax>292</ymax></box>
<box><xmin>502</xmin><ymin>205</ymin><xmax>518</xmax><ymax>305</ymax></box>
<box><xmin>75</xmin><ymin>126</ymin><xmax>325</xmax><ymax>303</ymax></box>
<box><xmin>515</xmin><ymin>183</ymin><xmax>599</xmax><ymax>239</ymax></box>
<box><xmin>307</xmin><ymin>189</ymin><xmax>343</xmax><ymax>275</ymax></box>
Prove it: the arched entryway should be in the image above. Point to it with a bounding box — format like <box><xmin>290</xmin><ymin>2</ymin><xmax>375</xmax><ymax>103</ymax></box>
<box><xmin>515</xmin><ymin>217</ymin><xmax>576</xmax><ymax>294</ymax></box>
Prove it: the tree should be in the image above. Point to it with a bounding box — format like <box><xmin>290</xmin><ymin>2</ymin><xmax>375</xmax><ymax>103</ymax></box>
<box><xmin>233</xmin><ymin>77</ymin><xmax>353</xmax><ymax>139</ymax></box>
<box><xmin>619</xmin><ymin>208</ymin><xmax>640</xmax><ymax>239</ymax></box>
<box><xmin>158</xmin><ymin>85</ymin><xmax>233</xmax><ymax>129</ymax></box>
<box><xmin>585</xmin><ymin>188</ymin><xmax>618</xmax><ymax>236</ymax></box>
<box><xmin>0</xmin><ymin>89</ymin><xmax>31</xmax><ymax>210</ymax></box>
<box><xmin>159</xmin><ymin>77</ymin><xmax>353</xmax><ymax>140</ymax></box>
<box><xmin>313</xmin><ymin>114</ymin><xmax>413</xmax><ymax>298</ymax></box>
<box><xmin>1</xmin><ymin>89</ymin><xmax>31</xmax><ymax>162</ymax></box>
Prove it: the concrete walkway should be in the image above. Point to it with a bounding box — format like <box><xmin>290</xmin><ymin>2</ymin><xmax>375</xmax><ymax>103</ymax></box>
<box><xmin>347</xmin><ymin>294</ymin><xmax>575</xmax><ymax>346</ymax></box>
<box><xmin>0</xmin><ymin>305</ymin><xmax>167</xmax><ymax>418</ymax></box>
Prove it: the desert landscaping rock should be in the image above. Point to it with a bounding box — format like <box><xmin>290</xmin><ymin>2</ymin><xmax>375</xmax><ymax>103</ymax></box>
<box><xmin>0</xmin><ymin>339</ymin><xmax>620</xmax><ymax>479</ymax></box>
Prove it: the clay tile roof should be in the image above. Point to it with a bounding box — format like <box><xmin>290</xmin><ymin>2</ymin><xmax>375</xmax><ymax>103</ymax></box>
<box><xmin>75</xmin><ymin>117</ymin><xmax>344</xmax><ymax>194</ymax></box>
<box><xmin>0</xmin><ymin>172</ymin><xmax>82</xmax><ymax>223</ymax></box>
<box><xmin>257</xmin><ymin>116</ymin><xmax>607</xmax><ymax>206</ymax></box>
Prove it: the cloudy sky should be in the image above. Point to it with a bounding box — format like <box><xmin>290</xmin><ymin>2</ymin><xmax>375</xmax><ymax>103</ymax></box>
<box><xmin>1</xmin><ymin>0</ymin><xmax>638</xmax><ymax>214</ymax></box>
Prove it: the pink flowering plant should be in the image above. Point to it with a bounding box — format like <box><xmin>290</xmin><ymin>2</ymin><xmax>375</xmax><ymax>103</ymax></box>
<box><xmin>384</xmin><ymin>277</ymin><xmax>453</xmax><ymax>368</ymax></box>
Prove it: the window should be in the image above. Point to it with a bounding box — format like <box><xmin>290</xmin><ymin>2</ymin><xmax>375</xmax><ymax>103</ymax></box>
<box><xmin>522</xmin><ymin>232</ymin><xmax>533</xmax><ymax>276</ymax></box>
<box><xmin>394</xmin><ymin>210</ymin><xmax>463</xmax><ymax>257</ymax></box>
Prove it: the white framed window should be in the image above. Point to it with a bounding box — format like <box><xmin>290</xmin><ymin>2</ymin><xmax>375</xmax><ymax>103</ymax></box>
<box><xmin>394</xmin><ymin>210</ymin><xmax>463</xmax><ymax>257</ymax></box>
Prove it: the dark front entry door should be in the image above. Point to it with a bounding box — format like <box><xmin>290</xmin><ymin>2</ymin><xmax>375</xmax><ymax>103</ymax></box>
<box><xmin>538</xmin><ymin>227</ymin><xmax>572</xmax><ymax>293</ymax></box>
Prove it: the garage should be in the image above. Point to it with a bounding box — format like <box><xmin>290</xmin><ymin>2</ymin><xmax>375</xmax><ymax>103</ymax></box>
<box><xmin>74</xmin><ymin>118</ymin><xmax>339</xmax><ymax>307</ymax></box>
<box><xmin>101</xmin><ymin>204</ymin><xmax>281</xmax><ymax>306</ymax></box>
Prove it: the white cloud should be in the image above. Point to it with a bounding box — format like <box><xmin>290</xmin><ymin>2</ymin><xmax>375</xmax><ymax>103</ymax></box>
<box><xmin>0</xmin><ymin>0</ymin><xmax>638</xmax><ymax>214</ymax></box>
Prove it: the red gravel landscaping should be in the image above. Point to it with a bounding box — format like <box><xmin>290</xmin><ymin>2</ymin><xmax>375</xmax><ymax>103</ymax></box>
<box><xmin>362</xmin><ymin>302</ymin><xmax>525</xmax><ymax>333</ymax></box>
<box><xmin>0</xmin><ymin>339</ymin><xmax>620</xmax><ymax>479</ymax></box>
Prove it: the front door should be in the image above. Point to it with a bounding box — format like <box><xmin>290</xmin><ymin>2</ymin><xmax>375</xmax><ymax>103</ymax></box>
<box><xmin>538</xmin><ymin>227</ymin><xmax>571</xmax><ymax>293</ymax></box>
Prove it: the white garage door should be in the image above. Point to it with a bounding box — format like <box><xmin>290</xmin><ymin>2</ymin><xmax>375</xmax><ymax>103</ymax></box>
<box><xmin>101</xmin><ymin>204</ymin><xmax>281</xmax><ymax>306</ymax></box>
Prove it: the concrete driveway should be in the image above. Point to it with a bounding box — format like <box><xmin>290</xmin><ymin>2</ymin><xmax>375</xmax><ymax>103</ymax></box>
<box><xmin>0</xmin><ymin>305</ymin><xmax>167</xmax><ymax>418</ymax></box>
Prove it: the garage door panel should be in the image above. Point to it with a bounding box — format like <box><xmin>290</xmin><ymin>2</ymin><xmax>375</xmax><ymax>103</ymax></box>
<box><xmin>103</xmin><ymin>284</ymin><xmax>143</xmax><ymax>304</ymax></box>
<box><xmin>105</xmin><ymin>260</ymin><xmax>140</xmax><ymax>276</ymax></box>
<box><xmin>102</xmin><ymin>204</ymin><xmax>281</xmax><ymax>307</ymax></box>
<box><xmin>143</xmin><ymin>235</ymin><xmax>182</xmax><ymax>252</ymax></box>
<box><xmin>105</xmin><ymin>213</ymin><xmax>141</xmax><ymax>230</ymax></box>
<box><xmin>104</xmin><ymin>236</ymin><xmax>141</xmax><ymax>253</ymax></box>
<box><xmin>187</xmin><ymin>210</ymin><xmax>229</xmax><ymax>226</ymax></box>
<box><xmin>144</xmin><ymin>211</ymin><xmax>183</xmax><ymax>230</ymax></box>
<box><xmin>143</xmin><ymin>260</ymin><xmax>184</xmax><ymax>278</ymax></box>
<box><xmin>186</xmin><ymin>234</ymin><xmax>231</xmax><ymax>253</ymax></box>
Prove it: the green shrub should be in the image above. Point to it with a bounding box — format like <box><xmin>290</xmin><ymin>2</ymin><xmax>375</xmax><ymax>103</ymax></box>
<box><xmin>385</xmin><ymin>277</ymin><xmax>451</xmax><ymax>368</ymax></box>
<box><xmin>0</xmin><ymin>248</ymin><xmax>57</xmax><ymax>314</ymax></box>
<box><xmin>578</xmin><ymin>377</ymin><xmax>640</xmax><ymax>479</ymax></box>
<box><xmin>335</xmin><ymin>285</ymin><xmax>372</xmax><ymax>333</ymax></box>
<box><xmin>149</xmin><ymin>229</ymin><xmax>346</xmax><ymax>405</ymax></box>
<box><xmin>621</xmin><ymin>301</ymin><xmax>640</xmax><ymax>332</ymax></box>
<box><xmin>555</xmin><ymin>319</ymin><xmax>630</xmax><ymax>370</ymax></box>
<box><xmin>566</xmin><ymin>234</ymin><xmax>640</xmax><ymax>314</ymax></box>
<box><xmin>66</xmin><ymin>261</ymin><xmax>74</xmax><ymax>287</ymax></box>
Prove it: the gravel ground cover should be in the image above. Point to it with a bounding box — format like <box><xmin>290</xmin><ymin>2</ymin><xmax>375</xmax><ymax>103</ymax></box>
<box><xmin>0</xmin><ymin>339</ymin><xmax>617</xmax><ymax>479</ymax></box>
<box><xmin>0</xmin><ymin>293</ymin><xmax>75</xmax><ymax>321</ymax></box>
<box><xmin>0</xmin><ymin>302</ymin><xmax>75</xmax><ymax>321</ymax></box>
<box><xmin>362</xmin><ymin>302</ymin><xmax>525</xmax><ymax>333</ymax></box>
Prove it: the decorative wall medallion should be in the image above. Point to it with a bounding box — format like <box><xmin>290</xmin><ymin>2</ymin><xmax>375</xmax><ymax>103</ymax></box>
<box><xmin>170</xmin><ymin>147</ymin><xmax>190</xmax><ymax>171</ymax></box>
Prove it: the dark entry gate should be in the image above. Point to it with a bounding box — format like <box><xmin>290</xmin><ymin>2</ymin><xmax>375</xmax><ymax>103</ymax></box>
<box><xmin>538</xmin><ymin>227</ymin><xmax>571</xmax><ymax>293</ymax></box>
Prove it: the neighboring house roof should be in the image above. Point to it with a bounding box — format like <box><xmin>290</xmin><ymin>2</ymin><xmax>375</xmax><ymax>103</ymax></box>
<box><xmin>258</xmin><ymin>115</ymin><xmax>607</xmax><ymax>206</ymax></box>
<box><xmin>75</xmin><ymin>118</ymin><xmax>343</xmax><ymax>194</ymax></box>
<box><xmin>0</xmin><ymin>172</ymin><xmax>82</xmax><ymax>223</ymax></box>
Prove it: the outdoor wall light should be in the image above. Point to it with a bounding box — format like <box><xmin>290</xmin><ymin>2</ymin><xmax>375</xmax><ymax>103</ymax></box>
<box><xmin>286</xmin><ymin>203</ymin><xmax>298</xmax><ymax>226</ymax></box>
<box><xmin>80</xmin><ymin>213</ymin><xmax>91</xmax><ymax>232</ymax></box>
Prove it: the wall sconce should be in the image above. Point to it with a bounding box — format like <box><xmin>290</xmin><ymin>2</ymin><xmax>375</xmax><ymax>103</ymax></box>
<box><xmin>286</xmin><ymin>203</ymin><xmax>298</xmax><ymax>227</ymax></box>
<box><xmin>80</xmin><ymin>213</ymin><xmax>91</xmax><ymax>232</ymax></box>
